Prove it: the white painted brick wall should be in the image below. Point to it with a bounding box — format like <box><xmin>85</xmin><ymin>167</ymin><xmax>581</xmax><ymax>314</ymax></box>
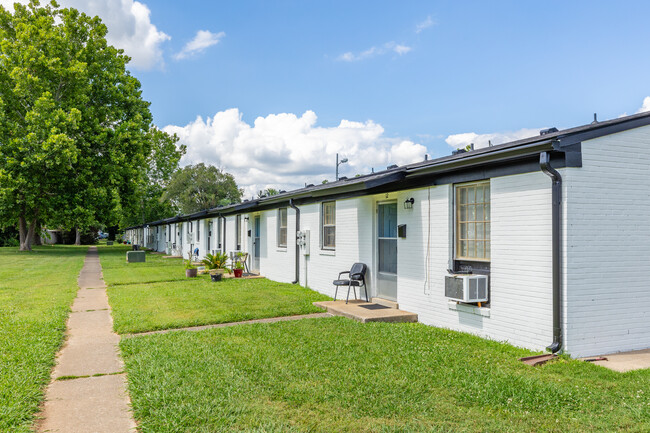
<box><xmin>253</xmin><ymin>209</ymin><xmax>296</xmax><ymax>283</ymax></box>
<box><xmin>395</xmin><ymin>175</ymin><xmax>553</xmax><ymax>352</ymax></box>
<box><xmin>564</xmin><ymin>126</ymin><xmax>650</xmax><ymax>357</ymax></box>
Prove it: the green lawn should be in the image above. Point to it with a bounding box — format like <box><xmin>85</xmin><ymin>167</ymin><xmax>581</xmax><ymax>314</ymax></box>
<box><xmin>99</xmin><ymin>245</ymin><xmax>187</xmax><ymax>285</ymax></box>
<box><xmin>0</xmin><ymin>245</ymin><xmax>87</xmax><ymax>432</ymax></box>
<box><xmin>99</xmin><ymin>246</ymin><xmax>330</xmax><ymax>334</ymax></box>
<box><xmin>121</xmin><ymin>317</ymin><xmax>650</xmax><ymax>433</ymax></box>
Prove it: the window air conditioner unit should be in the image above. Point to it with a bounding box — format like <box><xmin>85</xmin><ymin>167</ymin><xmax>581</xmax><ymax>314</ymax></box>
<box><xmin>445</xmin><ymin>274</ymin><xmax>488</xmax><ymax>303</ymax></box>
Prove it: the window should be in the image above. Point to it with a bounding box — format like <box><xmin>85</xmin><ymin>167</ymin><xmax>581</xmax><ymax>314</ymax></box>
<box><xmin>236</xmin><ymin>215</ymin><xmax>241</xmax><ymax>250</ymax></box>
<box><xmin>456</xmin><ymin>181</ymin><xmax>490</xmax><ymax>261</ymax></box>
<box><xmin>277</xmin><ymin>208</ymin><xmax>288</xmax><ymax>247</ymax></box>
<box><xmin>321</xmin><ymin>201</ymin><xmax>336</xmax><ymax>249</ymax></box>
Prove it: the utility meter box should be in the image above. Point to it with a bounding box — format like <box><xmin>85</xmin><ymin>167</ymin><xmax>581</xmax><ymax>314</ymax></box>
<box><xmin>127</xmin><ymin>250</ymin><xmax>146</xmax><ymax>263</ymax></box>
<box><xmin>297</xmin><ymin>230</ymin><xmax>310</xmax><ymax>255</ymax></box>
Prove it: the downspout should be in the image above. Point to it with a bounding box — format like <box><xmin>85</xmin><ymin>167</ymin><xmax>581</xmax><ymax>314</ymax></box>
<box><xmin>221</xmin><ymin>216</ymin><xmax>227</xmax><ymax>254</ymax></box>
<box><xmin>289</xmin><ymin>199</ymin><xmax>300</xmax><ymax>284</ymax></box>
<box><xmin>539</xmin><ymin>151</ymin><xmax>562</xmax><ymax>353</ymax></box>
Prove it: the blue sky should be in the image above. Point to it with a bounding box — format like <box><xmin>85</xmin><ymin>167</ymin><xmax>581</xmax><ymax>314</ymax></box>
<box><xmin>4</xmin><ymin>0</ymin><xmax>650</xmax><ymax>194</ymax></box>
<box><xmin>140</xmin><ymin>1</ymin><xmax>650</xmax><ymax>141</ymax></box>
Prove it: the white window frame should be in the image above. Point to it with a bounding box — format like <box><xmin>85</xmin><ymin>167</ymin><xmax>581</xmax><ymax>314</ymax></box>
<box><xmin>454</xmin><ymin>180</ymin><xmax>491</xmax><ymax>262</ymax></box>
<box><xmin>277</xmin><ymin>208</ymin><xmax>288</xmax><ymax>248</ymax></box>
<box><xmin>321</xmin><ymin>201</ymin><xmax>336</xmax><ymax>250</ymax></box>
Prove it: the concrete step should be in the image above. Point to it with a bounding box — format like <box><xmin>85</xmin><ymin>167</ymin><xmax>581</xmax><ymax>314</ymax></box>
<box><xmin>371</xmin><ymin>297</ymin><xmax>399</xmax><ymax>309</ymax></box>
<box><xmin>313</xmin><ymin>300</ymin><xmax>417</xmax><ymax>324</ymax></box>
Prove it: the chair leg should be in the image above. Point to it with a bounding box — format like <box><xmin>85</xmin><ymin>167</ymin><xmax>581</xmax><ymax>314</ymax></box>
<box><xmin>334</xmin><ymin>285</ymin><xmax>338</xmax><ymax>301</ymax></box>
<box><xmin>364</xmin><ymin>284</ymin><xmax>369</xmax><ymax>302</ymax></box>
<box><xmin>346</xmin><ymin>284</ymin><xmax>351</xmax><ymax>304</ymax></box>
<box><xmin>353</xmin><ymin>286</ymin><xmax>357</xmax><ymax>300</ymax></box>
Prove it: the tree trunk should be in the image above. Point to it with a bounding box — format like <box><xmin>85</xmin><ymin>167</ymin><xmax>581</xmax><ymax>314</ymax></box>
<box><xmin>32</xmin><ymin>220</ymin><xmax>42</xmax><ymax>246</ymax></box>
<box><xmin>18</xmin><ymin>215</ymin><xmax>29</xmax><ymax>251</ymax></box>
<box><xmin>75</xmin><ymin>228</ymin><xmax>81</xmax><ymax>245</ymax></box>
<box><xmin>19</xmin><ymin>216</ymin><xmax>37</xmax><ymax>251</ymax></box>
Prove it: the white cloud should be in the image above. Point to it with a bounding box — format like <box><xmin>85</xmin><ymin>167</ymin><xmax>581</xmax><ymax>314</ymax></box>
<box><xmin>445</xmin><ymin>128</ymin><xmax>542</xmax><ymax>150</ymax></box>
<box><xmin>392</xmin><ymin>44</ymin><xmax>412</xmax><ymax>55</ymax></box>
<box><xmin>636</xmin><ymin>96</ymin><xmax>650</xmax><ymax>113</ymax></box>
<box><xmin>0</xmin><ymin>0</ymin><xmax>170</xmax><ymax>70</ymax></box>
<box><xmin>174</xmin><ymin>30</ymin><xmax>225</xmax><ymax>60</ymax></box>
<box><xmin>163</xmin><ymin>109</ymin><xmax>428</xmax><ymax>197</ymax></box>
<box><xmin>338</xmin><ymin>41</ymin><xmax>412</xmax><ymax>62</ymax></box>
<box><xmin>415</xmin><ymin>16</ymin><xmax>435</xmax><ymax>33</ymax></box>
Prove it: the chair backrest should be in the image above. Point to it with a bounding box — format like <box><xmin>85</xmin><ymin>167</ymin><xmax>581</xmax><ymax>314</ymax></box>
<box><xmin>350</xmin><ymin>263</ymin><xmax>367</xmax><ymax>281</ymax></box>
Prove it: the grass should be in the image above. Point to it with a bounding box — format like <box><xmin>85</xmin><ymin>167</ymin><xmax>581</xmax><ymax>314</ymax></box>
<box><xmin>99</xmin><ymin>246</ymin><xmax>330</xmax><ymax>334</ymax></box>
<box><xmin>99</xmin><ymin>244</ymin><xmax>187</xmax><ymax>285</ymax></box>
<box><xmin>121</xmin><ymin>317</ymin><xmax>650</xmax><ymax>433</ymax></box>
<box><xmin>0</xmin><ymin>245</ymin><xmax>87</xmax><ymax>433</ymax></box>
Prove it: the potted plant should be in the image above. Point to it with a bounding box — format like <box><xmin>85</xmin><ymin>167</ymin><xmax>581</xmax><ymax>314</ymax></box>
<box><xmin>202</xmin><ymin>252</ymin><xmax>229</xmax><ymax>282</ymax></box>
<box><xmin>185</xmin><ymin>252</ymin><xmax>198</xmax><ymax>277</ymax></box>
<box><xmin>233</xmin><ymin>261</ymin><xmax>244</xmax><ymax>278</ymax></box>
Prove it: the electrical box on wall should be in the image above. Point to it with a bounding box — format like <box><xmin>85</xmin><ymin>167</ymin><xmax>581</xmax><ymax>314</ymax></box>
<box><xmin>398</xmin><ymin>224</ymin><xmax>407</xmax><ymax>238</ymax></box>
<box><xmin>297</xmin><ymin>230</ymin><xmax>310</xmax><ymax>255</ymax></box>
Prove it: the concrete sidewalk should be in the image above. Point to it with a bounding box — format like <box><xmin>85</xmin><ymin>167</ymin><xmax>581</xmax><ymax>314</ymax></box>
<box><xmin>38</xmin><ymin>247</ymin><xmax>136</xmax><ymax>433</ymax></box>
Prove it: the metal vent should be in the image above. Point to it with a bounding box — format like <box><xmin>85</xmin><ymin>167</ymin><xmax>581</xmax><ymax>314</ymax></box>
<box><xmin>540</xmin><ymin>127</ymin><xmax>558</xmax><ymax>136</ymax></box>
<box><xmin>445</xmin><ymin>276</ymin><xmax>464</xmax><ymax>299</ymax></box>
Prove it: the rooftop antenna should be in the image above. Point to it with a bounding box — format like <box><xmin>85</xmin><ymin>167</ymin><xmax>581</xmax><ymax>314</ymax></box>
<box><xmin>592</xmin><ymin>113</ymin><xmax>598</xmax><ymax>124</ymax></box>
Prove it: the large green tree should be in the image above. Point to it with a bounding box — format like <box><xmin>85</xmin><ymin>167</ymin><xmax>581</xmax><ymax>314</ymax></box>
<box><xmin>162</xmin><ymin>163</ymin><xmax>242</xmax><ymax>214</ymax></box>
<box><xmin>121</xmin><ymin>127</ymin><xmax>185</xmax><ymax>228</ymax></box>
<box><xmin>0</xmin><ymin>1</ymin><xmax>164</xmax><ymax>249</ymax></box>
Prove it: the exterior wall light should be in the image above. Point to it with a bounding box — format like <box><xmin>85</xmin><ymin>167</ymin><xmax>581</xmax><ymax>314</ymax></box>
<box><xmin>404</xmin><ymin>197</ymin><xmax>415</xmax><ymax>209</ymax></box>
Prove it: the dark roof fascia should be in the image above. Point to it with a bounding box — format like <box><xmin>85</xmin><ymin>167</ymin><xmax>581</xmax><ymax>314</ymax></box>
<box><xmin>406</xmin><ymin>140</ymin><xmax>555</xmax><ymax>178</ymax></box>
<box><xmin>556</xmin><ymin>111</ymin><xmax>650</xmax><ymax>147</ymax></box>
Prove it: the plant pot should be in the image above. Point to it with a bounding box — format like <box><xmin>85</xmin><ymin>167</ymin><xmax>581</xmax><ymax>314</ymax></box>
<box><xmin>233</xmin><ymin>268</ymin><xmax>243</xmax><ymax>278</ymax></box>
<box><xmin>210</xmin><ymin>273</ymin><xmax>222</xmax><ymax>282</ymax></box>
<box><xmin>186</xmin><ymin>268</ymin><xmax>198</xmax><ymax>278</ymax></box>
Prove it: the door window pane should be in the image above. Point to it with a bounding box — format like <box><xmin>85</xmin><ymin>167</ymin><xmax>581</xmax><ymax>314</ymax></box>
<box><xmin>378</xmin><ymin>239</ymin><xmax>397</xmax><ymax>274</ymax></box>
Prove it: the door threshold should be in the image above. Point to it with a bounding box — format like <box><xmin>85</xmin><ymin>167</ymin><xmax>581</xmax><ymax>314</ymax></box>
<box><xmin>371</xmin><ymin>297</ymin><xmax>399</xmax><ymax>309</ymax></box>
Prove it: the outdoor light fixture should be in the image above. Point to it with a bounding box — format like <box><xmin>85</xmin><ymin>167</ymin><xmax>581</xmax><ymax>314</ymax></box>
<box><xmin>336</xmin><ymin>153</ymin><xmax>348</xmax><ymax>181</ymax></box>
<box><xmin>404</xmin><ymin>197</ymin><xmax>415</xmax><ymax>209</ymax></box>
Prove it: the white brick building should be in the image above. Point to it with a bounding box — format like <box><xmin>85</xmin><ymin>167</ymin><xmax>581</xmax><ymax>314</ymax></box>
<box><xmin>126</xmin><ymin>112</ymin><xmax>650</xmax><ymax>358</ymax></box>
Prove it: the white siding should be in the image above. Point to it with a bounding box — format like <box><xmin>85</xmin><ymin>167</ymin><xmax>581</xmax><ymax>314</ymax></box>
<box><xmin>256</xmin><ymin>209</ymin><xmax>295</xmax><ymax>283</ymax></box>
<box><xmin>395</xmin><ymin>173</ymin><xmax>553</xmax><ymax>352</ymax></box>
<box><xmin>564</xmin><ymin>126</ymin><xmax>650</xmax><ymax>357</ymax></box>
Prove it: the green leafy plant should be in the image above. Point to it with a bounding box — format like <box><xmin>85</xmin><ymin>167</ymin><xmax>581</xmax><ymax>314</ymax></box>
<box><xmin>184</xmin><ymin>252</ymin><xmax>197</xmax><ymax>270</ymax></box>
<box><xmin>234</xmin><ymin>261</ymin><xmax>244</xmax><ymax>271</ymax></box>
<box><xmin>201</xmin><ymin>252</ymin><xmax>228</xmax><ymax>271</ymax></box>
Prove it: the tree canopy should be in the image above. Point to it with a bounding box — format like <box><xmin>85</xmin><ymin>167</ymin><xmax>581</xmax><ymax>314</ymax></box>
<box><xmin>0</xmin><ymin>1</ymin><xmax>181</xmax><ymax>249</ymax></box>
<box><xmin>162</xmin><ymin>163</ymin><xmax>242</xmax><ymax>215</ymax></box>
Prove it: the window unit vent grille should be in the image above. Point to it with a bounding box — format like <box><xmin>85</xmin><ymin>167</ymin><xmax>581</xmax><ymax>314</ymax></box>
<box><xmin>445</xmin><ymin>275</ymin><xmax>488</xmax><ymax>303</ymax></box>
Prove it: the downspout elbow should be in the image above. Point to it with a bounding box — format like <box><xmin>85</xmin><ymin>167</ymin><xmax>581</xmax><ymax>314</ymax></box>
<box><xmin>540</xmin><ymin>151</ymin><xmax>563</xmax><ymax>354</ymax></box>
<box><xmin>289</xmin><ymin>199</ymin><xmax>300</xmax><ymax>284</ymax></box>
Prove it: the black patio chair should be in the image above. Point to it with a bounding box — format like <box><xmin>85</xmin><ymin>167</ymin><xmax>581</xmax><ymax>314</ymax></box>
<box><xmin>333</xmin><ymin>263</ymin><xmax>368</xmax><ymax>304</ymax></box>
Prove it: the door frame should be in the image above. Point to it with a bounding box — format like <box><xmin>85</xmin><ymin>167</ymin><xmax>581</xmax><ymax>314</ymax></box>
<box><xmin>374</xmin><ymin>199</ymin><xmax>398</xmax><ymax>301</ymax></box>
